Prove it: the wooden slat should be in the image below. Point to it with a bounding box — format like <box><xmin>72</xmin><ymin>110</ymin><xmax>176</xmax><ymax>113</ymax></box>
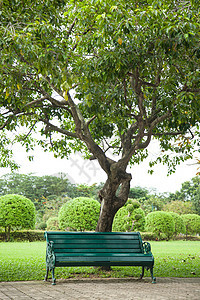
<box><xmin>51</xmin><ymin>238</ymin><xmax>139</xmax><ymax>244</ymax></box>
<box><xmin>56</xmin><ymin>254</ymin><xmax>153</xmax><ymax>261</ymax></box>
<box><xmin>56</xmin><ymin>253</ymin><xmax>148</xmax><ymax>261</ymax></box>
<box><xmin>46</xmin><ymin>232</ymin><xmax>140</xmax><ymax>240</ymax></box>
<box><xmin>54</xmin><ymin>248</ymin><xmax>142</xmax><ymax>254</ymax></box>
<box><xmin>53</xmin><ymin>243</ymin><xmax>141</xmax><ymax>250</ymax></box>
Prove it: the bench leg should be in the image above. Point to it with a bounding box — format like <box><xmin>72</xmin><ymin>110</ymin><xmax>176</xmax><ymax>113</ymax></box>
<box><xmin>139</xmin><ymin>266</ymin><xmax>145</xmax><ymax>280</ymax></box>
<box><xmin>44</xmin><ymin>267</ymin><xmax>49</xmax><ymax>281</ymax></box>
<box><xmin>51</xmin><ymin>268</ymin><xmax>56</xmax><ymax>285</ymax></box>
<box><xmin>150</xmin><ymin>267</ymin><xmax>156</xmax><ymax>284</ymax></box>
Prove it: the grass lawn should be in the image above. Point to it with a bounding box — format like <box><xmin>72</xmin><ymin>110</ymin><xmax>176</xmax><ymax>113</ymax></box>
<box><xmin>0</xmin><ymin>240</ymin><xmax>199</xmax><ymax>282</ymax></box>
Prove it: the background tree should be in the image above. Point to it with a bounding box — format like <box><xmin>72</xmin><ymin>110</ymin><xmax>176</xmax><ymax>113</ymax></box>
<box><xmin>0</xmin><ymin>194</ymin><xmax>36</xmax><ymax>241</ymax></box>
<box><xmin>0</xmin><ymin>173</ymin><xmax>76</xmax><ymax>200</ymax></box>
<box><xmin>0</xmin><ymin>0</ymin><xmax>200</xmax><ymax>231</ymax></box>
<box><xmin>163</xmin><ymin>200</ymin><xmax>195</xmax><ymax>215</ymax></box>
<box><xmin>164</xmin><ymin>176</ymin><xmax>200</xmax><ymax>214</ymax></box>
<box><xmin>128</xmin><ymin>186</ymin><xmax>150</xmax><ymax>200</ymax></box>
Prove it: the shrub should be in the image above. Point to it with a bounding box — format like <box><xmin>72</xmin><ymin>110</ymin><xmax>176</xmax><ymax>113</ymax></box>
<box><xmin>0</xmin><ymin>194</ymin><xmax>36</xmax><ymax>241</ymax></box>
<box><xmin>112</xmin><ymin>199</ymin><xmax>145</xmax><ymax>232</ymax></box>
<box><xmin>46</xmin><ymin>217</ymin><xmax>59</xmax><ymax>231</ymax></box>
<box><xmin>58</xmin><ymin>197</ymin><xmax>100</xmax><ymax>231</ymax></box>
<box><xmin>36</xmin><ymin>222</ymin><xmax>47</xmax><ymax>230</ymax></box>
<box><xmin>181</xmin><ymin>214</ymin><xmax>200</xmax><ymax>236</ymax></box>
<box><xmin>145</xmin><ymin>211</ymin><xmax>175</xmax><ymax>240</ymax></box>
<box><xmin>168</xmin><ymin>212</ymin><xmax>186</xmax><ymax>237</ymax></box>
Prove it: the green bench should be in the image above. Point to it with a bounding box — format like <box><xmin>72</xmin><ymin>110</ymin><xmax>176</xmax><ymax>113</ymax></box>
<box><xmin>44</xmin><ymin>231</ymin><xmax>156</xmax><ymax>285</ymax></box>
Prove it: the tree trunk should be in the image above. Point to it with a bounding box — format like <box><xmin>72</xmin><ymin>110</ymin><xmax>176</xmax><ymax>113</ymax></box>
<box><xmin>5</xmin><ymin>225</ymin><xmax>11</xmax><ymax>242</ymax></box>
<box><xmin>96</xmin><ymin>168</ymin><xmax>132</xmax><ymax>232</ymax></box>
<box><xmin>96</xmin><ymin>199</ymin><xmax>118</xmax><ymax>232</ymax></box>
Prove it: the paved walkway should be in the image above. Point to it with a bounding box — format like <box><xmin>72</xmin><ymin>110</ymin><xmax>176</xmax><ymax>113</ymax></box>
<box><xmin>0</xmin><ymin>278</ymin><xmax>200</xmax><ymax>300</ymax></box>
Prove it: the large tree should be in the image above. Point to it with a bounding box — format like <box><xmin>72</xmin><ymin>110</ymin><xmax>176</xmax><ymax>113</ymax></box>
<box><xmin>0</xmin><ymin>0</ymin><xmax>200</xmax><ymax>231</ymax></box>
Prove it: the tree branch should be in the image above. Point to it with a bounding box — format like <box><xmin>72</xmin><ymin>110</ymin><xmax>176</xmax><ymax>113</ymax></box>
<box><xmin>86</xmin><ymin>115</ymin><xmax>96</xmax><ymax>127</ymax></box>
<box><xmin>66</xmin><ymin>17</ymin><xmax>77</xmax><ymax>39</ymax></box>
<box><xmin>41</xmin><ymin>118</ymin><xmax>78</xmax><ymax>139</ymax></box>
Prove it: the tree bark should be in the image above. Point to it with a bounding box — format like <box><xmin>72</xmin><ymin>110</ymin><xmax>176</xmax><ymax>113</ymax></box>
<box><xmin>96</xmin><ymin>168</ymin><xmax>132</xmax><ymax>232</ymax></box>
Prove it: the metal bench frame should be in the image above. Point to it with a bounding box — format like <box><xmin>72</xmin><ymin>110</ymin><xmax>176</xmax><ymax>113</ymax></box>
<box><xmin>44</xmin><ymin>231</ymin><xmax>156</xmax><ymax>285</ymax></box>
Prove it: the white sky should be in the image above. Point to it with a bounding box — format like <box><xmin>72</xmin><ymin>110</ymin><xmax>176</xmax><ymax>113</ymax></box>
<box><xmin>0</xmin><ymin>139</ymin><xmax>198</xmax><ymax>194</ymax></box>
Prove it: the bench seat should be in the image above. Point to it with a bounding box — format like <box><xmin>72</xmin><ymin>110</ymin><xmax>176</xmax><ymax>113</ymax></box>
<box><xmin>44</xmin><ymin>231</ymin><xmax>156</xmax><ymax>284</ymax></box>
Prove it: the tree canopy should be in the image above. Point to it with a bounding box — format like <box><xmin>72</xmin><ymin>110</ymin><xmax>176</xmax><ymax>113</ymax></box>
<box><xmin>0</xmin><ymin>0</ymin><xmax>200</xmax><ymax>231</ymax></box>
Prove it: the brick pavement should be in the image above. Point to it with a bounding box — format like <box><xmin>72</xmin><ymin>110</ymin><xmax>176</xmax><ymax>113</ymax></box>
<box><xmin>0</xmin><ymin>278</ymin><xmax>200</xmax><ymax>300</ymax></box>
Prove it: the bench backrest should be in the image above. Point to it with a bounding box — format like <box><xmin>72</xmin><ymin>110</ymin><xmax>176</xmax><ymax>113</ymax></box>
<box><xmin>44</xmin><ymin>231</ymin><xmax>144</xmax><ymax>255</ymax></box>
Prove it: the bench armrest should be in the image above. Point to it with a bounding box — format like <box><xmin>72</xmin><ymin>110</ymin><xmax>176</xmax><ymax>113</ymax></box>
<box><xmin>142</xmin><ymin>241</ymin><xmax>152</xmax><ymax>254</ymax></box>
<box><xmin>46</xmin><ymin>241</ymin><xmax>55</xmax><ymax>270</ymax></box>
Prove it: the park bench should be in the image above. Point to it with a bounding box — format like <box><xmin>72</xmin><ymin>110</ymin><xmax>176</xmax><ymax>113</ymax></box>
<box><xmin>44</xmin><ymin>231</ymin><xmax>156</xmax><ymax>285</ymax></box>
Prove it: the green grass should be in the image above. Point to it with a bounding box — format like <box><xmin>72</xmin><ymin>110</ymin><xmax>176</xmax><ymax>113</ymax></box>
<box><xmin>0</xmin><ymin>240</ymin><xmax>199</xmax><ymax>282</ymax></box>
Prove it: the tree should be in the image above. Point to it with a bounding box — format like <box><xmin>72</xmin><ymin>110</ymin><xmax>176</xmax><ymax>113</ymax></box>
<box><xmin>0</xmin><ymin>173</ymin><xmax>76</xmax><ymax>199</ymax></box>
<box><xmin>165</xmin><ymin>176</ymin><xmax>200</xmax><ymax>214</ymax></box>
<box><xmin>128</xmin><ymin>186</ymin><xmax>150</xmax><ymax>200</ymax></box>
<box><xmin>0</xmin><ymin>1</ymin><xmax>200</xmax><ymax>231</ymax></box>
<box><xmin>0</xmin><ymin>194</ymin><xmax>36</xmax><ymax>241</ymax></box>
<box><xmin>0</xmin><ymin>173</ymin><xmax>76</xmax><ymax>210</ymax></box>
<box><xmin>163</xmin><ymin>200</ymin><xmax>195</xmax><ymax>215</ymax></box>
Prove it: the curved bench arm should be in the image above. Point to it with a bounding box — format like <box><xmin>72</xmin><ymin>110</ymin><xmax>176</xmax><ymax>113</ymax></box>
<box><xmin>46</xmin><ymin>241</ymin><xmax>55</xmax><ymax>271</ymax></box>
<box><xmin>142</xmin><ymin>241</ymin><xmax>151</xmax><ymax>254</ymax></box>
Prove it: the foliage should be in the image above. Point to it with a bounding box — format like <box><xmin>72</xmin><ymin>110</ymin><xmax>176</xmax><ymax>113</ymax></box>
<box><xmin>0</xmin><ymin>173</ymin><xmax>103</xmax><ymax>227</ymax></box>
<box><xmin>42</xmin><ymin>196</ymin><xmax>70</xmax><ymax>222</ymax></box>
<box><xmin>167</xmin><ymin>176</ymin><xmax>200</xmax><ymax>214</ymax></box>
<box><xmin>112</xmin><ymin>199</ymin><xmax>145</xmax><ymax>232</ymax></box>
<box><xmin>139</xmin><ymin>194</ymin><xmax>167</xmax><ymax>215</ymax></box>
<box><xmin>46</xmin><ymin>217</ymin><xmax>59</xmax><ymax>231</ymax></box>
<box><xmin>1</xmin><ymin>241</ymin><xmax>200</xmax><ymax>281</ymax></box>
<box><xmin>163</xmin><ymin>200</ymin><xmax>195</xmax><ymax>215</ymax></box>
<box><xmin>0</xmin><ymin>194</ymin><xmax>36</xmax><ymax>241</ymax></box>
<box><xmin>36</xmin><ymin>222</ymin><xmax>47</xmax><ymax>231</ymax></box>
<box><xmin>128</xmin><ymin>187</ymin><xmax>150</xmax><ymax>200</ymax></box>
<box><xmin>168</xmin><ymin>212</ymin><xmax>186</xmax><ymax>236</ymax></box>
<box><xmin>145</xmin><ymin>211</ymin><xmax>175</xmax><ymax>240</ymax></box>
<box><xmin>181</xmin><ymin>214</ymin><xmax>200</xmax><ymax>236</ymax></box>
<box><xmin>194</xmin><ymin>187</ymin><xmax>200</xmax><ymax>215</ymax></box>
<box><xmin>75</xmin><ymin>183</ymin><xmax>104</xmax><ymax>201</ymax></box>
<box><xmin>58</xmin><ymin>197</ymin><xmax>100</xmax><ymax>231</ymax></box>
<box><xmin>0</xmin><ymin>172</ymin><xmax>76</xmax><ymax>205</ymax></box>
<box><xmin>0</xmin><ymin>0</ymin><xmax>200</xmax><ymax>231</ymax></box>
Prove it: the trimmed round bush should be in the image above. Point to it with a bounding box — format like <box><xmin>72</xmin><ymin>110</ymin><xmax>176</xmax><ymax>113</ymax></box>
<box><xmin>112</xmin><ymin>199</ymin><xmax>145</xmax><ymax>232</ymax></box>
<box><xmin>0</xmin><ymin>194</ymin><xmax>36</xmax><ymax>241</ymax></box>
<box><xmin>145</xmin><ymin>211</ymin><xmax>175</xmax><ymax>240</ymax></box>
<box><xmin>181</xmin><ymin>214</ymin><xmax>200</xmax><ymax>236</ymax></box>
<box><xmin>58</xmin><ymin>197</ymin><xmax>100</xmax><ymax>231</ymax></box>
<box><xmin>46</xmin><ymin>217</ymin><xmax>59</xmax><ymax>231</ymax></box>
<box><xmin>168</xmin><ymin>212</ymin><xmax>186</xmax><ymax>236</ymax></box>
